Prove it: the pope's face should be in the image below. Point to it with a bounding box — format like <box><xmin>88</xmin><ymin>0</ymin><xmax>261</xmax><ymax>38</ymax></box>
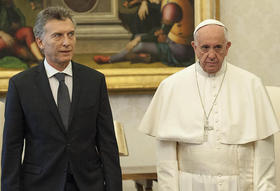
<box><xmin>191</xmin><ymin>25</ymin><xmax>231</xmax><ymax>74</ymax></box>
<box><xmin>36</xmin><ymin>18</ymin><xmax>76</xmax><ymax>70</ymax></box>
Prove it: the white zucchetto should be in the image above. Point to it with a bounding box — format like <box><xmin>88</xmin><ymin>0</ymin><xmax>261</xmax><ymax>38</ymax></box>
<box><xmin>193</xmin><ymin>19</ymin><xmax>226</xmax><ymax>36</ymax></box>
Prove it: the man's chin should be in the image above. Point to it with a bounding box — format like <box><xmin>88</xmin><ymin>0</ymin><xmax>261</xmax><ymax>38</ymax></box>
<box><xmin>59</xmin><ymin>57</ymin><xmax>72</xmax><ymax>64</ymax></box>
<box><xmin>56</xmin><ymin>59</ymin><xmax>71</xmax><ymax>67</ymax></box>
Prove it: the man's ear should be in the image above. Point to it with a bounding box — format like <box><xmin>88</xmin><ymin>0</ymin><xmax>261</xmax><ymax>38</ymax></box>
<box><xmin>35</xmin><ymin>37</ymin><xmax>43</xmax><ymax>50</ymax></box>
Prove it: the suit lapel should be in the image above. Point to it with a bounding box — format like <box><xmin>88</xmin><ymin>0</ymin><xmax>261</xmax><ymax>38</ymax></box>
<box><xmin>35</xmin><ymin>62</ymin><xmax>66</xmax><ymax>133</ymax></box>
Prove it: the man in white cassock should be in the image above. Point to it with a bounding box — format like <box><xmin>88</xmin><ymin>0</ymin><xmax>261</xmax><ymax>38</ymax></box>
<box><xmin>138</xmin><ymin>19</ymin><xmax>280</xmax><ymax>191</ymax></box>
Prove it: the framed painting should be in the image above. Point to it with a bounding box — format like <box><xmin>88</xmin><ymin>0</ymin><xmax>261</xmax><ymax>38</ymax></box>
<box><xmin>0</xmin><ymin>0</ymin><xmax>220</xmax><ymax>96</ymax></box>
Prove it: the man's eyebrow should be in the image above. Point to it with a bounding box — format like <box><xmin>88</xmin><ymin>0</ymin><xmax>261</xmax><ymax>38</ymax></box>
<box><xmin>51</xmin><ymin>32</ymin><xmax>61</xmax><ymax>36</ymax></box>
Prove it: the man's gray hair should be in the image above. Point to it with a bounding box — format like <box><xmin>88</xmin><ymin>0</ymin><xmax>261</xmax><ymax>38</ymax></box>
<box><xmin>33</xmin><ymin>6</ymin><xmax>76</xmax><ymax>39</ymax></box>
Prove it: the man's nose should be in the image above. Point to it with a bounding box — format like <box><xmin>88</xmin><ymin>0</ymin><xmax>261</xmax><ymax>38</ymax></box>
<box><xmin>62</xmin><ymin>36</ymin><xmax>70</xmax><ymax>46</ymax></box>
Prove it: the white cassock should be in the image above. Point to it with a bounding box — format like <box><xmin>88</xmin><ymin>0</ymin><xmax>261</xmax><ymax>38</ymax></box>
<box><xmin>139</xmin><ymin>61</ymin><xmax>280</xmax><ymax>191</ymax></box>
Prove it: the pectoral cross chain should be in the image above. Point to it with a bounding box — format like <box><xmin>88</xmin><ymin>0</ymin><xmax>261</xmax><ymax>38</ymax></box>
<box><xmin>204</xmin><ymin>119</ymin><xmax>213</xmax><ymax>131</ymax></box>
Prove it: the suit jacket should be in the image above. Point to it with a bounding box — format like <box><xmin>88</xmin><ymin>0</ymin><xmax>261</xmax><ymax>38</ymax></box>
<box><xmin>1</xmin><ymin>61</ymin><xmax>122</xmax><ymax>191</ymax></box>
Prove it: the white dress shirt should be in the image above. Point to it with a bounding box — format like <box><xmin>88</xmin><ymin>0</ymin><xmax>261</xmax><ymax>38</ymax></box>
<box><xmin>44</xmin><ymin>59</ymin><xmax>73</xmax><ymax>104</ymax></box>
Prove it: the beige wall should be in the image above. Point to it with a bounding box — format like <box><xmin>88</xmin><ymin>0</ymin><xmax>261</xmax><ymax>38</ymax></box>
<box><xmin>109</xmin><ymin>94</ymin><xmax>158</xmax><ymax>190</ymax></box>
<box><xmin>110</xmin><ymin>94</ymin><xmax>156</xmax><ymax>167</ymax></box>
<box><xmin>220</xmin><ymin>0</ymin><xmax>280</xmax><ymax>86</ymax></box>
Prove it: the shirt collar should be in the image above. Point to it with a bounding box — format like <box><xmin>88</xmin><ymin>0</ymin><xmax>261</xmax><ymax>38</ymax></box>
<box><xmin>195</xmin><ymin>59</ymin><xmax>227</xmax><ymax>77</ymax></box>
<box><xmin>44</xmin><ymin>59</ymin><xmax>73</xmax><ymax>78</ymax></box>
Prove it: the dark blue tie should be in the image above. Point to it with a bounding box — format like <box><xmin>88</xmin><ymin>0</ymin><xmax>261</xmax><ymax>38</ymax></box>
<box><xmin>54</xmin><ymin>73</ymin><xmax>70</xmax><ymax>130</ymax></box>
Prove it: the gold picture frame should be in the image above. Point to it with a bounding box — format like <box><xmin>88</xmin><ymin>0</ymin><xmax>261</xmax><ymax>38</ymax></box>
<box><xmin>0</xmin><ymin>0</ymin><xmax>220</xmax><ymax>96</ymax></box>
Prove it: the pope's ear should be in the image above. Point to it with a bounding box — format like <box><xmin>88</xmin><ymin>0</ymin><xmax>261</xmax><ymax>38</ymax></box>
<box><xmin>191</xmin><ymin>41</ymin><xmax>196</xmax><ymax>51</ymax></box>
<box><xmin>225</xmin><ymin>41</ymin><xmax>231</xmax><ymax>55</ymax></box>
<box><xmin>226</xmin><ymin>41</ymin><xmax>232</xmax><ymax>49</ymax></box>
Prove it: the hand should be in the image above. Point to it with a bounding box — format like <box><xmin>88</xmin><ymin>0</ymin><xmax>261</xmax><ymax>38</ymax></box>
<box><xmin>154</xmin><ymin>29</ymin><xmax>164</xmax><ymax>36</ymax></box>
<box><xmin>29</xmin><ymin>2</ymin><xmax>36</xmax><ymax>10</ymax></box>
<box><xmin>138</xmin><ymin>0</ymin><xmax>148</xmax><ymax>20</ymax></box>
<box><xmin>126</xmin><ymin>36</ymin><xmax>141</xmax><ymax>50</ymax></box>
<box><xmin>122</xmin><ymin>1</ymin><xmax>129</xmax><ymax>7</ymax></box>
<box><xmin>157</xmin><ymin>34</ymin><xmax>167</xmax><ymax>43</ymax></box>
<box><xmin>154</xmin><ymin>29</ymin><xmax>167</xmax><ymax>42</ymax></box>
<box><xmin>0</xmin><ymin>31</ymin><xmax>15</xmax><ymax>47</ymax></box>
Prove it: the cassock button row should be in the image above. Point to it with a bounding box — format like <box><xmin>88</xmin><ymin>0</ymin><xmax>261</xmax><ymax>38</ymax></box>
<box><xmin>207</xmin><ymin>126</ymin><xmax>214</xmax><ymax>130</ymax></box>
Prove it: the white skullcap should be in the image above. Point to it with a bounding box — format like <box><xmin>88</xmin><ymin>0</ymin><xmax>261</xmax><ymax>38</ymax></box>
<box><xmin>193</xmin><ymin>19</ymin><xmax>226</xmax><ymax>36</ymax></box>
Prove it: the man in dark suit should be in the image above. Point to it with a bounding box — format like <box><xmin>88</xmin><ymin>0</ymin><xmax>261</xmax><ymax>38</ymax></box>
<box><xmin>1</xmin><ymin>6</ymin><xmax>122</xmax><ymax>191</ymax></box>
